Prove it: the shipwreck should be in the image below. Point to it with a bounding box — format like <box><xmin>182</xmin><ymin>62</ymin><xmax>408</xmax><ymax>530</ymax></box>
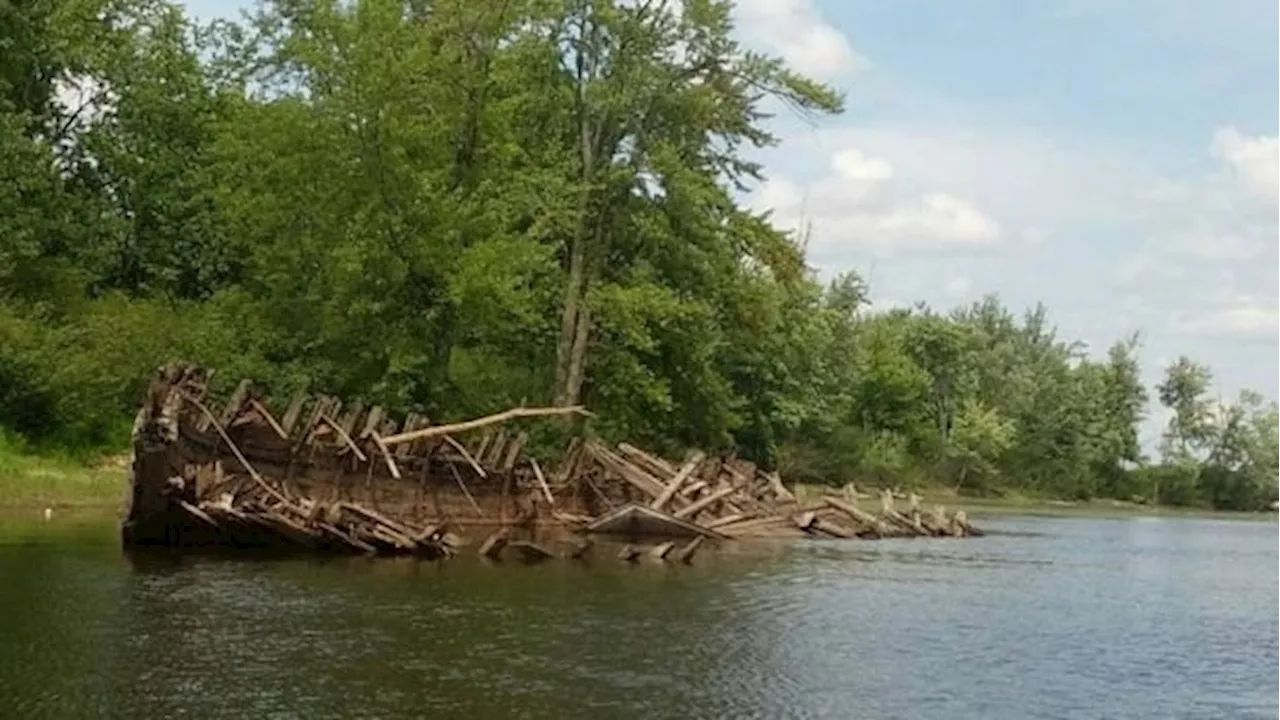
<box><xmin>123</xmin><ymin>364</ymin><xmax>981</xmax><ymax>564</ymax></box>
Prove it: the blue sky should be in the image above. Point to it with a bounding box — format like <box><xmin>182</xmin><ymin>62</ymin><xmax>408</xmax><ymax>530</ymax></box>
<box><xmin>183</xmin><ymin>0</ymin><xmax>1278</xmax><ymax>445</ymax></box>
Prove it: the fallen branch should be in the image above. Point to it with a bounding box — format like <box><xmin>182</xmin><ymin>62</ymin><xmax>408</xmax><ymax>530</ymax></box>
<box><xmin>381</xmin><ymin>406</ymin><xmax>591</xmax><ymax>447</ymax></box>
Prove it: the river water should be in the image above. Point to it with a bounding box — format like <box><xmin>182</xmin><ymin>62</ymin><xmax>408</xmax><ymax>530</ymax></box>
<box><xmin>0</xmin><ymin>513</ymin><xmax>1275</xmax><ymax>719</ymax></box>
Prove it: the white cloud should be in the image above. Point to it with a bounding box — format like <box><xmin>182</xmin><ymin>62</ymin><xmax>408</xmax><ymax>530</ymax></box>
<box><xmin>1211</xmin><ymin>126</ymin><xmax>1279</xmax><ymax>205</ymax></box>
<box><xmin>733</xmin><ymin>0</ymin><xmax>866</xmax><ymax>80</ymax></box>
<box><xmin>872</xmin><ymin>193</ymin><xmax>1001</xmax><ymax>246</ymax></box>
<box><xmin>831</xmin><ymin>148</ymin><xmax>894</xmax><ymax>181</ymax></box>
<box><xmin>1174</xmin><ymin>295</ymin><xmax>1279</xmax><ymax>338</ymax></box>
<box><xmin>944</xmin><ymin>276</ymin><xmax>972</xmax><ymax>298</ymax></box>
<box><xmin>751</xmin><ymin>145</ymin><xmax>1002</xmax><ymax>259</ymax></box>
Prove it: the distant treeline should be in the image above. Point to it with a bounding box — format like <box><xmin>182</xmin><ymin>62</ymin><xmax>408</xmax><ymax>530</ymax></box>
<box><xmin>1</xmin><ymin>0</ymin><xmax>1275</xmax><ymax>510</ymax></box>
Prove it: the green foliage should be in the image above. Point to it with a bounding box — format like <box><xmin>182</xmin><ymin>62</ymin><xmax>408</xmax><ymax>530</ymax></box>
<box><xmin>0</xmin><ymin>0</ymin><xmax>1273</xmax><ymax>511</ymax></box>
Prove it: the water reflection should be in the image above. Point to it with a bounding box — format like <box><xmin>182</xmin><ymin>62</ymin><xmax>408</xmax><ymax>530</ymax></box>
<box><xmin>0</xmin><ymin>515</ymin><xmax>1276</xmax><ymax>719</ymax></box>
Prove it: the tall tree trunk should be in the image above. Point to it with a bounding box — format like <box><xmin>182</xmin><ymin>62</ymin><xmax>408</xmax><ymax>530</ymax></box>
<box><xmin>555</xmin><ymin>16</ymin><xmax>599</xmax><ymax>408</ymax></box>
<box><xmin>554</xmin><ymin>223</ymin><xmax>588</xmax><ymax>407</ymax></box>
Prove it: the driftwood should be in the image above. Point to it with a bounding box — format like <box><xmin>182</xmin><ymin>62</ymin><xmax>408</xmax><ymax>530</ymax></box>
<box><xmin>381</xmin><ymin>406</ymin><xmax>590</xmax><ymax>447</ymax></box>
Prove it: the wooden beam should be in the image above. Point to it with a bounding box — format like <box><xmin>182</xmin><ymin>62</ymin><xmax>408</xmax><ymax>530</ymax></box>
<box><xmin>530</xmin><ymin>458</ymin><xmax>555</xmax><ymax>506</ymax></box>
<box><xmin>651</xmin><ymin>451</ymin><xmax>705</xmax><ymax>511</ymax></box>
<box><xmin>672</xmin><ymin>485</ymin><xmax>737</xmax><ymax>520</ymax></box>
<box><xmin>369</xmin><ymin>432</ymin><xmax>402</xmax><ymax>480</ymax></box>
<box><xmin>248</xmin><ymin>398</ymin><xmax>289</xmax><ymax>440</ymax></box>
<box><xmin>380</xmin><ymin>406</ymin><xmax>591</xmax><ymax>447</ymax></box>
<box><xmin>442</xmin><ymin>435</ymin><xmax>487</xmax><ymax>478</ymax></box>
<box><xmin>180</xmin><ymin>391</ymin><xmax>292</xmax><ymax>508</ymax></box>
<box><xmin>319</xmin><ymin>413</ymin><xmax>367</xmax><ymax>462</ymax></box>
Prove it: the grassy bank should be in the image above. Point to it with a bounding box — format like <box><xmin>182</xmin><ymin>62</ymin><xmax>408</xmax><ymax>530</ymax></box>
<box><xmin>0</xmin><ymin>436</ymin><xmax>127</xmax><ymax>510</ymax></box>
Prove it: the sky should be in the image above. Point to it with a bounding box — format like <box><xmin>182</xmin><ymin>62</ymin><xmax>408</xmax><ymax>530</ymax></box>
<box><xmin>182</xmin><ymin>0</ymin><xmax>1279</xmax><ymax>445</ymax></box>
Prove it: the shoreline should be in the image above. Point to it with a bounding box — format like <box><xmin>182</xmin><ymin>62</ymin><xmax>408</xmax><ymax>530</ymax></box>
<box><xmin>1</xmin><ymin>451</ymin><xmax>1274</xmax><ymax>523</ymax></box>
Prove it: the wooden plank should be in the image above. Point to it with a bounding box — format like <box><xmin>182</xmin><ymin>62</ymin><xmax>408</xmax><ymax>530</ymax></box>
<box><xmin>335</xmin><ymin>401</ymin><xmax>364</xmax><ymax>440</ymax></box>
<box><xmin>179</xmin><ymin>500</ymin><xmax>219</xmax><ymax>528</ymax></box>
<box><xmin>650</xmin><ymin>541</ymin><xmax>676</xmax><ymax>560</ymax></box>
<box><xmin>218</xmin><ymin>379</ymin><xmax>252</xmax><ymax>427</ymax></box>
<box><xmin>674</xmin><ymin>536</ymin><xmax>705</xmax><ymax>564</ymax></box>
<box><xmin>651</xmin><ymin>451</ymin><xmax>705</xmax><ymax>511</ymax></box>
<box><xmin>486</xmin><ymin>430</ymin><xmax>509</xmax><ymax>467</ymax></box>
<box><xmin>248</xmin><ymin>398</ymin><xmax>289</xmax><ymax>440</ymax></box>
<box><xmin>586</xmin><ymin>503</ymin><xmax>728</xmax><ymax>539</ymax></box>
<box><xmin>318</xmin><ymin>413</ymin><xmax>368</xmax><ymax>462</ymax></box>
<box><xmin>530</xmin><ymin>458</ymin><xmax>554</xmax><ymax>506</ymax></box>
<box><xmin>478</xmin><ymin>528</ymin><xmax>510</xmax><ymax>558</ymax></box>
<box><xmin>360</xmin><ymin>406</ymin><xmax>385</xmax><ymax>440</ymax></box>
<box><xmin>616</xmin><ymin>442</ymin><xmax>678</xmax><ymax>479</ymax></box>
<box><xmin>369</xmin><ymin>431</ymin><xmax>402</xmax><ymax>480</ymax></box>
<box><xmin>590</xmin><ymin>443</ymin><xmax>665</xmax><ymax>497</ymax></box>
<box><xmin>181</xmin><ymin>391</ymin><xmax>293</xmax><ymax>507</ymax></box>
<box><xmin>704</xmin><ymin>512</ymin><xmax>754</xmax><ymax>529</ymax></box>
<box><xmin>822</xmin><ymin>496</ymin><xmax>887</xmax><ymax>536</ymax></box>
<box><xmin>279</xmin><ymin>392</ymin><xmax>309</xmax><ymax>436</ymax></box>
<box><xmin>316</xmin><ymin>522</ymin><xmax>376</xmax><ymax>554</ymax></box>
<box><xmin>507</xmin><ymin>540</ymin><xmax>555</xmax><ymax>563</ymax></box>
<box><xmin>443</xmin><ymin>435</ymin><xmax>487</xmax><ymax>478</ymax></box>
<box><xmin>447</xmin><ymin>463</ymin><xmax>485</xmax><ymax>517</ymax></box>
<box><xmin>672</xmin><ymin>485</ymin><xmax>737</xmax><ymax>520</ymax></box>
<box><xmin>501</xmin><ymin>432</ymin><xmax>527</xmax><ymax>470</ymax></box>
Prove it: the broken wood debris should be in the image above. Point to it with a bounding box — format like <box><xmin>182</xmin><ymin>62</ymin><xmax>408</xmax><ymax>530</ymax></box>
<box><xmin>122</xmin><ymin>364</ymin><xmax>983</xmax><ymax>569</ymax></box>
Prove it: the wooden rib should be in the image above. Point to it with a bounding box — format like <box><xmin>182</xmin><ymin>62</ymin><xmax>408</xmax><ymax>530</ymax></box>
<box><xmin>319</xmin><ymin>413</ymin><xmax>368</xmax><ymax>462</ymax></box>
<box><xmin>180</xmin><ymin>500</ymin><xmax>219</xmax><ymax>528</ymax></box>
<box><xmin>380</xmin><ymin>406</ymin><xmax>591</xmax><ymax>447</ymax></box>
<box><xmin>447</xmin><ymin>463</ymin><xmax>485</xmax><ymax>517</ymax></box>
<box><xmin>360</xmin><ymin>406</ymin><xmax>385</xmax><ymax>440</ymax></box>
<box><xmin>180</xmin><ymin>391</ymin><xmax>292</xmax><ymax>507</ymax></box>
<box><xmin>336</xmin><ymin>401</ymin><xmax>364</xmax><ymax>439</ymax></box>
<box><xmin>442</xmin><ymin>435</ymin><xmax>487</xmax><ymax>478</ymax></box>
<box><xmin>501</xmin><ymin>432</ymin><xmax>527</xmax><ymax>470</ymax></box>
<box><xmin>530</xmin><ymin>458</ymin><xmax>554</xmax><ymax>506</ymax></box>
<box><xmin>369</xmin><ymin>431</ymin><xmax>402</xmax><ymax>480</ymax></box>
<box><xmin>279</xmin><ymin>392</ymin><xmax>309</xmax><ymax>436</ymax></box>
<box><xmin>249</xmin><ymin>398</ymin><xmax>289</xmax><ymax>440</ymax></box>
<box><xmin>218</xmin><ymin>379</ymin><xmax>252</xmax><ymax>427</ymax></box>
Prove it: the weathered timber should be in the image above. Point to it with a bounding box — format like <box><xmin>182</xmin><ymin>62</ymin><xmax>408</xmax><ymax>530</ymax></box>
<box><xmin>651</xmin><ymin>451</ymin><xmax>705</xmax><ymax>511</ymax></box>
<box><xmin>382</xmin><ymin>406</ymin><xmax>590</xmax><ymax>447</ymax></box>
<box><xmin>124</xmin><ymin>364</ymin><xmax>983</xmax><ymax>562</ymax></box>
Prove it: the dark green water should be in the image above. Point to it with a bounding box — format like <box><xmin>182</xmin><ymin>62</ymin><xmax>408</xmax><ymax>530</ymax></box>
<box><xmin>0</xmin><ymin>513</ymin><xmax>1275</xmax><ymax>719</ymax></box>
